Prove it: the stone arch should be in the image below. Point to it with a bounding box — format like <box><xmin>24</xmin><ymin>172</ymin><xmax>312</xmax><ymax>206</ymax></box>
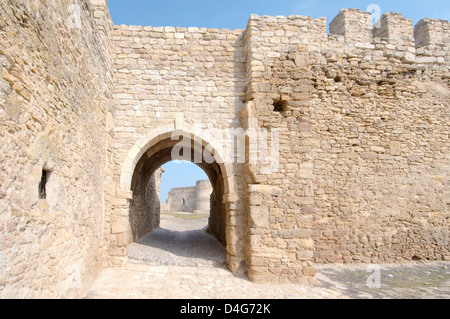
<box><xmin>116</xmin><ymin>121</ymin><xmax>239</xmax><ymax>270</ymax></box>
<box><xmin>119</xmin><ymin>122</ymin><xmax>235</xmax><ymax>195</ymax></box>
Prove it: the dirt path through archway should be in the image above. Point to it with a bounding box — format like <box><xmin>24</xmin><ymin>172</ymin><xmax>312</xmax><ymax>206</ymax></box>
<box><xmin>127</xmin><ymin>212</ymin><xmax>227</xmax><ymax>267</ymax></box>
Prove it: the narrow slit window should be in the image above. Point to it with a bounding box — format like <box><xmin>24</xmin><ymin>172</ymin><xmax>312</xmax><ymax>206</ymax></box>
<box><xmin>39</xmin><ymin>170</ymin><xmax>48</xmax><ymax>199</ymax></box>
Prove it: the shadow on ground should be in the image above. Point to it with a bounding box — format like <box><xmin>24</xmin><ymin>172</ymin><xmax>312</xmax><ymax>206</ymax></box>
<box><xmin>127</xmin><ymin>214</ymin><xmax>227</xmax><ymax>267</ymax></box>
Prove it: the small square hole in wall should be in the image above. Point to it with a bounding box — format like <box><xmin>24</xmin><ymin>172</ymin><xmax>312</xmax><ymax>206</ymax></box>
<box><xmin>273</xmin><ymin>98</ymin><xmax>287</xmax><ymax>113</ymax></box>
<box><xmin>39</xmin><ymin>170</ymin><xmax>48</xmax><ymax>199</ymax></box>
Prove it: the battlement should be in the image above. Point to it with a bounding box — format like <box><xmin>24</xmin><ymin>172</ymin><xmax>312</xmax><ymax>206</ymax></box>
<box><xmin>414</xmin><ymin>18</ymin><xmax>450</xmax><ymax>48</ymax></box>
<box><xmin>330</xmin><ymin>8</ymin><xmax>373</xmax><ymax>42</ymax></box>
<box><xmin>241</xmin><ymin>9</ymin><xmax>449</xmax><ymax>75</ymax></box>
<box><xmin>112</xmin><ymin>7</ymin><xmax>449</xmax><ymax>58</ymax></box>
<box><xmin>373</xmin><ymin>12</ymin><xmax>414</xmax><ymax>45</ymax></box>
<box><xmin>329</xmin><ymin>8</ymin><xmax>449</xmax><ymax>50</ymax></box>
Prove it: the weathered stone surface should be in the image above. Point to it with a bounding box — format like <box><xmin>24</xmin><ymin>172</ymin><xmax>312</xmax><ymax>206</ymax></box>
<box><xmin>161</xmin><ymin>180</ymin><xmax>212</xmax><ymax>213</ymax></box>
<box><xmin>249</xmin><ymin>206</ymin><xmax>270</xmax><ymax>228</ymax></box>
<box><xmin>0</xmin><ymin>0</ymin><xmax>114</xmax><ymax>298</ymax></box>
<box><xmin>0</xmin><ymin>1</ymin><xmax>448</xmax><ymax>297</ymax></box>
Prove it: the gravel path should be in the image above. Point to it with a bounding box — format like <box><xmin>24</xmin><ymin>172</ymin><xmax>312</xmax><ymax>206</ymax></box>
<box><xmin>127</xmin><ymin>213</ymin><xmax>227</xmax><ymax>267</ymax></box>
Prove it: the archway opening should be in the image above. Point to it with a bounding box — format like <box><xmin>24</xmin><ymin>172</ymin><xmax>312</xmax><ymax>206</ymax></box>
<box><xmin>160</xmin><ymin>161</ymin><xmax>210</xmax><ymax>214</ymax></box>
<box><xmin>125</xmin><ymin>133</ymin><xmax>229</xmax><ymax>266</ymax></box>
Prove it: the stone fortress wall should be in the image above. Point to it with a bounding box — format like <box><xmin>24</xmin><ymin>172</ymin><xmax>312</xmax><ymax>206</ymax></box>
<box><xmin>0</xmin><ymin>0</ymin><xmax>115</xmax><ymax>298</ymax></box>
<box><xmin>161</xmin><ymin>180</ymin><xmax>213</xmax><ymax>213</ymax></box>
<box><xmin>240</xmin><ymin>9</ymin><xmax>449</xmax><ymax>281</ymax></box>
<box><xmin>0</xmin><ymin>0</ymin><xmax>448</xmax><ymax>298</ymax></box>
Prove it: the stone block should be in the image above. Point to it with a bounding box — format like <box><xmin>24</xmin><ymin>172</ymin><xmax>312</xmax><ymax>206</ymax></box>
<box><xmin>249</xmin><ymin>206</ymin><xmax>270</xmax><ymax>228</ymax></box>
<box><xmin>298</xmin><ymin>122</ymin><xmax>312</xmax><ymax>132</ymax></box>
<box><xmin>296</xmin><ymin>250</ymin><xmax>314</xmax><ymax>261</ymax></box>
<box><xmin>248</xmin><ymin>185</ymin><xmax>283</xmax><ymax>196</ymax></box>
<box><xmin>278</xmin><ymin>229</ymin><xmax>312</xmax><ymax>239</ymax></box>
<box><xmin>295</xmin><ymin>52</ymin><xmax>309</xmax><ymax>68</ymax></box>
<box><xmin>390</xmin><ymin>141</ymin><xmax>402</xmax><ymax>156</ymax></box>
<box><xmin>302</xmin><ymin>267</ymin><xmax>317</xmax><ymax>276</ymax></box>
<box><xmin>111</xmin><ymin>216</ymin><xmax>127</xmax><ymax>234</ymax></box>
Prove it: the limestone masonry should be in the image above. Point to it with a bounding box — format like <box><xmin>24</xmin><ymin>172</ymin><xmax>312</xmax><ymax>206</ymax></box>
<box><xmin>161</xmin><ymin>180</ymin><xmax>213</xmax><ymax>213</ymax></box>
<box><xmin>0</xmin><ymin>0</ymin><xmax>449</xmax><ymax>298</ymax></box>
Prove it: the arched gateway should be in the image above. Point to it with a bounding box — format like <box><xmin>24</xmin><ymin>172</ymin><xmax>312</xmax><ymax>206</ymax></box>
<box><xmin>115</xmin><ymin>121</ymin><xmax>242</xmax><ymax>273</ymax></box>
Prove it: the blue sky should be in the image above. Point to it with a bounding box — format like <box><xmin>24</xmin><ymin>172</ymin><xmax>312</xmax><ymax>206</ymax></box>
<box><xmin>108</xmin><ymin>0</ymin><xmax>449</xmax><ymax>29</ymax></box>
<box><xmin>108</xmin><ymin>0</ymin><xmax>449</xmax><ymax>202</ymax></box>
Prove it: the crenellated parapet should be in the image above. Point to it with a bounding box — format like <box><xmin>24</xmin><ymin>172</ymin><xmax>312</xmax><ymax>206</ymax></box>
<box><xmin>330</xmin><ymin>8</ymin><xmax>373</xmax><ymax>43</ymax></box>
<box><xmin>414</xmin><ymin>18</ymin><xmax>449</xmax><ymax>65</ymax></box>
<box><xmin>414</xmin><ymin>18</ymin><xmax>449</xmax><ymax>48</ymax></box>
<box><xmin>373</xmin><ymin>12</ymin><xmax>415</xmax><ymax>46</ymax></box>
<box><xmin>329</xmin><ymin>8</ymin><xmax>448</xmax><ymax>50</ymax></box>
<box><xmin>328</xmin><ymin>9</ymin><xmax>449</xmax><ymax>68</ymax></box>
<box><xmin>243</xmin><ymin>8</ymin><xmax>448</xmax><ymax>107</ymax></box>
